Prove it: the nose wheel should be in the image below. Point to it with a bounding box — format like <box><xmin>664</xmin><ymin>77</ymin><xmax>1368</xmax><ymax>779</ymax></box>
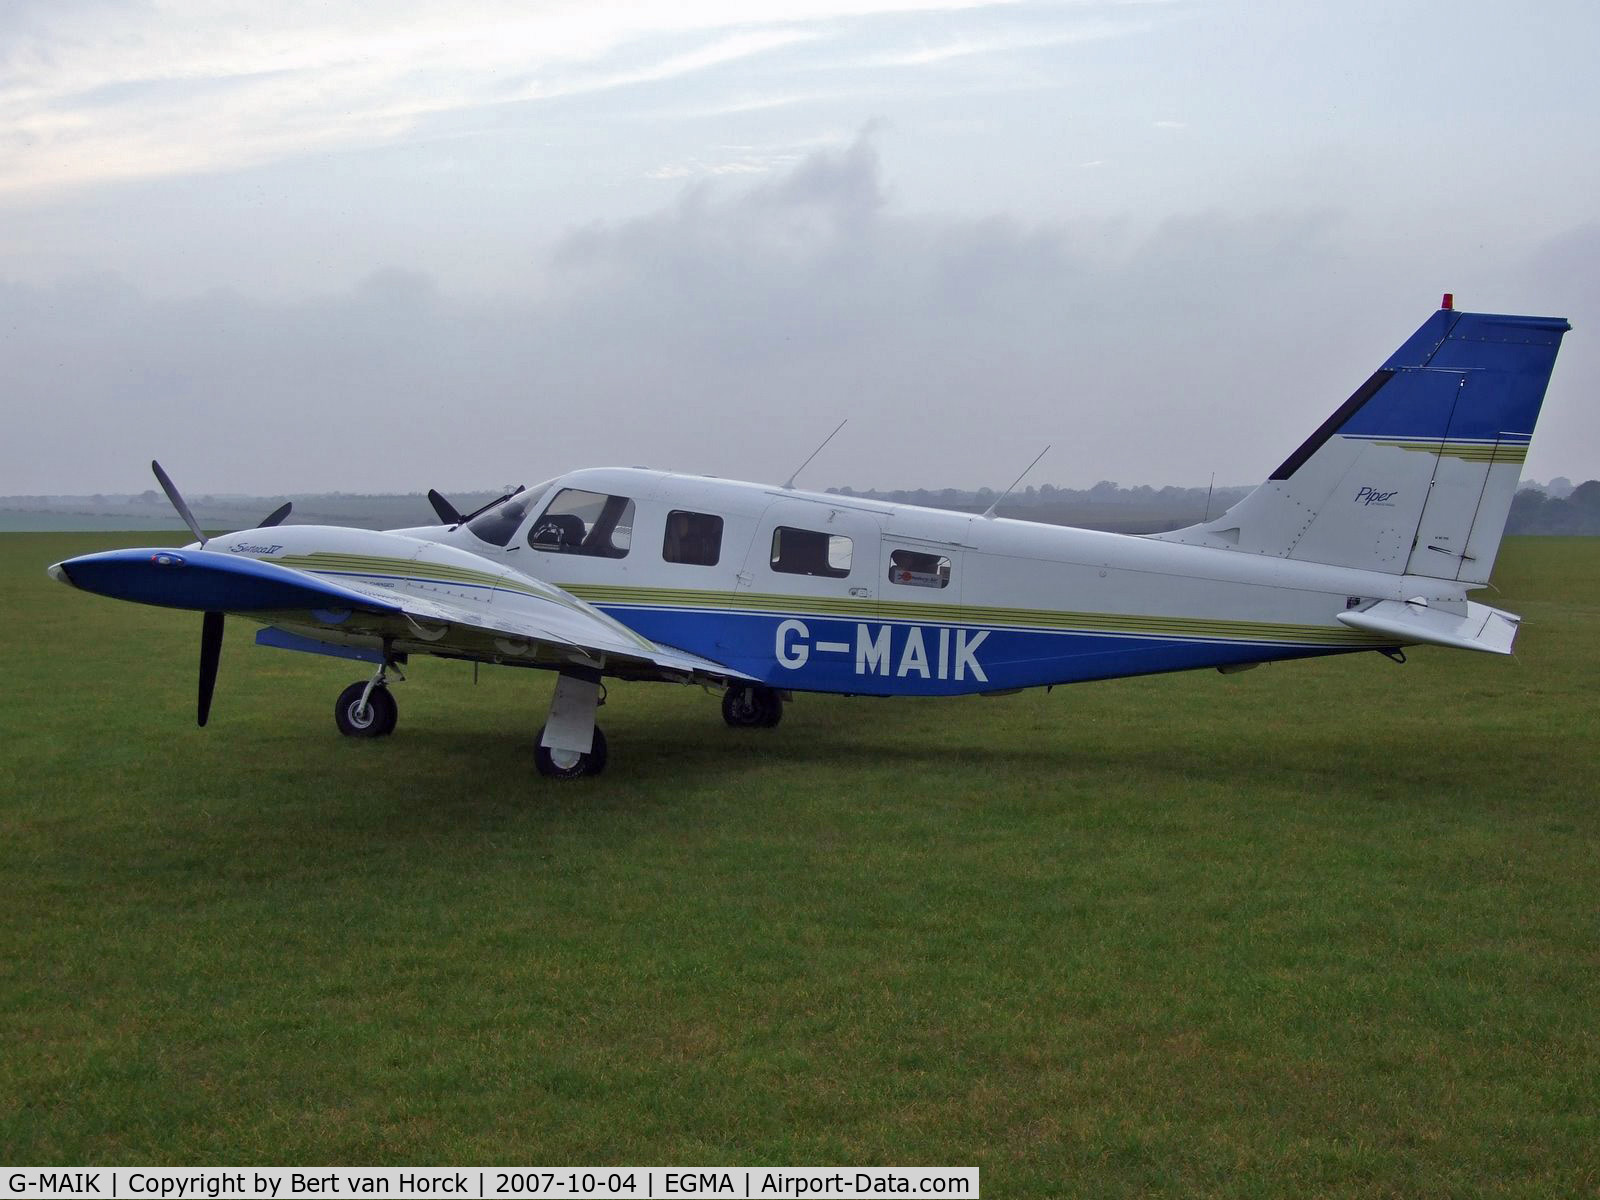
<box><xmin>722</xmin><ymin>685</ymin><xmax>783</xmax><ymax>728</ymax></box>
<box><xmin>335</xmin><ymin>681</ymin><xmax>398</xmax><ymax>737</ymax></box>
<box><xmin>334</xmin><ymin>658</ymin><xmax>402</xmax><ymax>738</ymax></box>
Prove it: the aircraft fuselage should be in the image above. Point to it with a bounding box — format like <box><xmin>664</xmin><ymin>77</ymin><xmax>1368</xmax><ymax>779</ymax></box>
<box><xmin>372</xmin><ymin>466</ymin><xmax>1456</xmax><ymax>695</ymax></box>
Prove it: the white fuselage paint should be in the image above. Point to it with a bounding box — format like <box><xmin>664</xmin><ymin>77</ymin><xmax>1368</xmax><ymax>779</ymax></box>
<box><xmin>386</xmin><ymin>466</ymin><xmax>1482</xmax><ymax>690</ymax></box>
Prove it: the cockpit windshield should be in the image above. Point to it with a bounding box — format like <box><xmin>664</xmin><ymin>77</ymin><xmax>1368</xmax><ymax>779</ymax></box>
<box><xmin>464</xmin><ymin>495</ymin><xmax>532</xmax><ymax>546</ymax></box>
<box><xmin>463</xmin><ymin>480</ymin><xmax>553</xmax><ymax>547</ymax></box>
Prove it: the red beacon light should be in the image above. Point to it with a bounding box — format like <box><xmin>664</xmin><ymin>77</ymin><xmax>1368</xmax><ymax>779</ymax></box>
<box><xmin>1441</xmin><ymin>292</ymin><xmax>1454</xmax><ymax>310</ymax></box>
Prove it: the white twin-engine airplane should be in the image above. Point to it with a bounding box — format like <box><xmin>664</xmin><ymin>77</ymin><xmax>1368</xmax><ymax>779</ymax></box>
<box><xmin>50</xmin><ymin>300</ymin><xmax>1569</xmax><ymax>778</ymax></box>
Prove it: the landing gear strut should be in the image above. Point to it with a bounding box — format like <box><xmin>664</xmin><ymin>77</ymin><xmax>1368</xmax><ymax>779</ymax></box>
<box><xmin>722</xmin><ymin>685</ymin><xmax>783</xmax><ymax>728</ymax></box>
<box><xmin>334</xmin><ymin>660</ymin><xmax>401</xmax><ymax>738</ymax></box>
<box><xmin>535</xmin><ymin>669</ymin><xmax>608</xmax><ymax>779</ymax></box>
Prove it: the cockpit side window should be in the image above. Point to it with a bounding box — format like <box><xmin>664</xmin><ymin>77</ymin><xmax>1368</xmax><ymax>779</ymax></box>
<box><xmin>770</xmin><ymin>526</ymin><xmax>851</xmax><ymax>578</ymax></box>
<box><xmin>529</xmin><ymin>488</ymin><xmax>635</xmax><ymax>558</ymax></box>
<box><xmin>888</xmin><ymin>548</ymin><xmax>951</xmax><ymax>589</ymax></box>
<box><xmin>663</xmin><ymin>510</ymin><xmax>723</xmax><ymax>566</ymax></box>
<box><xmin>464</xmin><ymin>494</ymin><xmax>534</xmax><ymax>547</ymax></box>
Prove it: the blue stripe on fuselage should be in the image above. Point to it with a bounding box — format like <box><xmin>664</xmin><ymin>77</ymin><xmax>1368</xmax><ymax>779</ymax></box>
<box><xmin>597</xmin><ymin>604</ymin><xmax>1358</xmax><ymax>695</ymax></box>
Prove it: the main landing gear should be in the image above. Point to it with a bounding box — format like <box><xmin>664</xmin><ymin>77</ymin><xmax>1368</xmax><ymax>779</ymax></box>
<box><xmin>534</xmin><ymin>669</ymin><xmax>607</xmax><ymax>780</ymax></box>
<box><xmin>332</xmin><ymin>661</ymin><xmax>609</xmax><ymax>778</ymax></box>
<box><xmin>534</xmin><ymin>725</ymin><xmax>608</xmax><ymax>779</ymax></box>
<box><xmin>330</xmin><ymin>667</ymin><xmax>785</xmax><ymax>779</ymax></box>
<box><xmin>722</xmin><ymin>685</ymin><xmax>783</xmax><ymax>728</ymax></box>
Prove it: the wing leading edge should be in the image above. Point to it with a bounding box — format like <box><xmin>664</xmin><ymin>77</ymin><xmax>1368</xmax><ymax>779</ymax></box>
<box><xmin>50</xmin><ymin>545</ymin><xmax>755</xmax><ymax>686</ymax></box>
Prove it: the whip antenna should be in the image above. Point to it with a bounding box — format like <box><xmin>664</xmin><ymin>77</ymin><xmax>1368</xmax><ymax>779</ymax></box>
<box><xmin>782</xmin><ymin>419</ymin><xmax>848</xmax><ymax>490</ymax></box>
<box><xmin>982</xmin><ymin>444</ymin><xmax>1051</xmax><ymax>520</ymax></box>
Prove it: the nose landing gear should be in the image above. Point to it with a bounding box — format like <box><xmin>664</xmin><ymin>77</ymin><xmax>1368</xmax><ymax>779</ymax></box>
<box><xmin>334</xmin><ymin>659</ymin><xmax>402</xmax><ymax>738</ymax></box>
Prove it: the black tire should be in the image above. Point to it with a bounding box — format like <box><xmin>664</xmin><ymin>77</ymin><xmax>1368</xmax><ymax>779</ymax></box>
<box><xmin>723</xmin><ymin>686</ymin><xmax>783</xmax><ymax>729</ymax></box>
<box><xmin>335</xmin><ymin>682</ymin><xmax>397</xmax><ymax>738</ymax></box>
<box><xmin>758</xmin><ymin>689</ymin><xmax>784</xmax><ymax>727</ymax></box>
<box><xmin>534</xmin><ymin>724</ymin><xmax>608</xmax><ymax>779</ymax></box>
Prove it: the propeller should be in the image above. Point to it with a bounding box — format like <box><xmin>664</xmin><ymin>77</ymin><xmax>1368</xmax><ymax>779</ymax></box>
<box><xmin>428</xmin><ymin>484</ymin><xmax>524</xmax><ymax>528</ymax></box>
<box><xmin>152</xmin><ymin>459</ymin><xmax>207</xmax><ymax>546</ymax></box>
<box><xmin>427</xmin><ymin>489</ymin><xmax>462</xmax><ymax>524</ymax></box>
<box><xmin>150</xmin><ymin>460</ymin><xmax>294</xmax><ymax>727</ymax></box>
<box><xmin>198</xmin><ymin>611</ymin><xmax>223</xmax><ymax>727</ymax></box>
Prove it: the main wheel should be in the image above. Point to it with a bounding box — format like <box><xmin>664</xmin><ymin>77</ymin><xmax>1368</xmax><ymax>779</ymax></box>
<box><xmin>334</xmin><ymin>682</ymin><xmax>398</xmax><ymax>738</ymax></box>
<box><xmin>722</xmin><ymin>685</ymin><xmax>783</xmax><ymax>729</ymax></box>
<box><xmin>534</xmin><ymin>725</ymin><xmax>608</xmax><ymax>779</ymax></box>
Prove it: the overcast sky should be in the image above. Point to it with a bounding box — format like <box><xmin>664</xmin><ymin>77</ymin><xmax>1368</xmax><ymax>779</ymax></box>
<box><xmin>3</xmin><ymin>0</ymin><xmax>1597</xmax><ymax>496</ymax></box>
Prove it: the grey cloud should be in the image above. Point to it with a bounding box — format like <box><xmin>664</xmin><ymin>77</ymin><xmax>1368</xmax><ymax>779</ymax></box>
<box><xmin>4</xmin><ymin>133</ymin><xmax>1593</xmax><ymax>496</ymax></box>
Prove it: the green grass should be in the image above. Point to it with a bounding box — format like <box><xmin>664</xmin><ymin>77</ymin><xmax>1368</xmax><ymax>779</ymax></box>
<box><xmin>3</xmin><ymin>533</ymin><xmax>1598</xmax><ymax>1195</ymax></box>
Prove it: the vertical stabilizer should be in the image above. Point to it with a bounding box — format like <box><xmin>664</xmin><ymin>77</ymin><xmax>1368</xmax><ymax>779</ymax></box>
<box><xmin>1153</xmin><ymin>305</ymin><xmax>1569</xmax><ymax>583</ymax></box>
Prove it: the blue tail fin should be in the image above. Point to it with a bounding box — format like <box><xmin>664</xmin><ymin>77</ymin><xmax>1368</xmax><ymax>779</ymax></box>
<box><xmin>1156</xmin><ymin>304</ymin><xmax>1570</xmax><ymax>582</ymax></box>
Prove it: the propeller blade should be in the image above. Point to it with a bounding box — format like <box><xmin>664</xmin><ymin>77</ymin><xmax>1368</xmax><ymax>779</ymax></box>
<box><xmin>198</xmin><ymin>611</ymin><xmax>223</xmax><ymax>727</ymax></box>
<box><xmin>152</xmin><ymin>460</ymin><xmax>207</xmax><ymax>546</ymax></box>
<box><xmin>259</xmin><ymin>501</ymin><xmax>292</xmax><ymax>528</ymax></box>
<box><xmin>428</xmin><ymin>489</ymin><xmax>463</xmax><ymax>524</ymax></box>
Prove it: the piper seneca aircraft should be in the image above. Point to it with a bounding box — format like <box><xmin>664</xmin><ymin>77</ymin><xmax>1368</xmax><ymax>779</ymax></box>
<box><xmin>49</xmin><ymin>299</ymin><xmax>1569</xmax><ymax>778</ymax></box>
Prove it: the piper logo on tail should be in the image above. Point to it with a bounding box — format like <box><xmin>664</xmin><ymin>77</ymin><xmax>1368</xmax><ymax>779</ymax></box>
<box><xmin>776</xmin><ymin>619</ymin><xmax>989</xmax><ymax>681</ymax></box>
<box><xmin>1354</xmin><ymin>486</ymin><xmax>1398</xmax><ymax>506</ymax></box>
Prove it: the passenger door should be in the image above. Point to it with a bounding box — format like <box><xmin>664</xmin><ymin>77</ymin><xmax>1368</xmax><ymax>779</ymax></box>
<box><xmin>730</xmin><ymin>497</ymin><xmax>884</xmax><ymax>687</ymax></box>
<box><xmin>739</xmin><ymin>497</ymin><xmax>883</xmax><ymax>607</ymax></box>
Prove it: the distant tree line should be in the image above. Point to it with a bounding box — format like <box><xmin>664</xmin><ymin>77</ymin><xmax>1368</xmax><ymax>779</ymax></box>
<box><xmin>831</xmin><ymin>480</ymin><xmax>1256</xmax><ymax>534</ymax></box>
<box><xmin>5</xmin><ymin>478</ymin><xmax>1598</xmax><ymax>535</ymax></box>
<box><xmin>1507</xmin><ymin>481</ymin><xmax>1600</xmax><ymax>534</ymax></box>
<box><xmin>830</xmin><ymin>480</ymin><xmax>1254</xmax><ymax>510</ymax></box>
<box><xmin>832</xmin><ymin>478</ymin><xmax>1600</xmax><ymax>535</ymax></box>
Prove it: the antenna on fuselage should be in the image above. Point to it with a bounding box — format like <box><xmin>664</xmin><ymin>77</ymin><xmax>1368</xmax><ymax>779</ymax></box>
<box><xmin>981</xmin><ymin>444</ymin><xmax>1051</xmax><ymax>520</ymax></box>
<box><xmin>782</xmin><ymin>419</ymin><xmax>848</xmax><ymax>490</ymax></box>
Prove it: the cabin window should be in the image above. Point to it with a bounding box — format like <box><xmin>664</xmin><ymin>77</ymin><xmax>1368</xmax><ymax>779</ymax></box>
<box><xmin>528</xmin><ymin>488</ymin><xmax>634</xmax><ymax>558</ymax></box>
<box><xmin>663</xmin><ymin>510</ymin><xmax>723</xmax><ymax>567</ymax></box>
<box><xmin>465</xmin><ymin>494</ymin><xmax>535</xmax><ymax>547</ymax></box>
<box><xmin>888</xmin><ymin>549</ymin><xmax>951</xmax><ymax>589</ymax></box>
<box><xmin>771</xmin><ymin>526</ymin><xmax>852</xmax><ymax>578</ymax></box>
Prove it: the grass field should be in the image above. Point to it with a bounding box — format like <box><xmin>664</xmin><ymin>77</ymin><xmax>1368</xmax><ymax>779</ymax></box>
<box><xmin>3</xmin><ymin>533</ymin><xmax>1597</xmax><ymax>1195</ymax></box>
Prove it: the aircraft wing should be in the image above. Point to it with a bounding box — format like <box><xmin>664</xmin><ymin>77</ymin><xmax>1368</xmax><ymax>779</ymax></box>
<box><xmin>50</xmin><ymin>546</ymin><xmax>755</xmax><ymax>685</ymax></box>
<box><xmin>321</xmin><ymin>574</ymin><xmax>754</xmax><ymax>682</ymax></box>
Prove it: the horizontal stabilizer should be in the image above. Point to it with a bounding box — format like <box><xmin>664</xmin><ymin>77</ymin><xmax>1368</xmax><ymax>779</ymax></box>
<box><xmin>1336</xmin><ymin>598</ymin><xmax>1520</xmax><ymax>655</ymax></box>
<box><xmin>48</xmin><ymin>548</ymin><xmax>405</xmax><ymax>615</ymax></box>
